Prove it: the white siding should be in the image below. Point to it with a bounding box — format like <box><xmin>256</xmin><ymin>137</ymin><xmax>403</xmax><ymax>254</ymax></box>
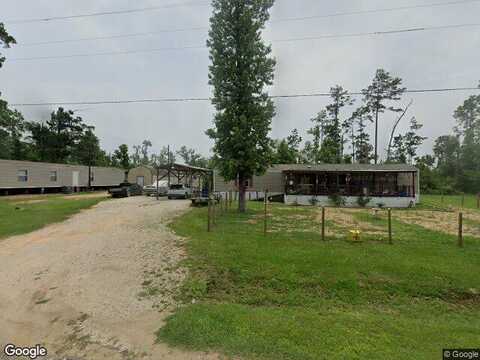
<box><xmin>0</xmin><ymin>159</ymin><xmax>124</xmax><ymax>189</ymax></box>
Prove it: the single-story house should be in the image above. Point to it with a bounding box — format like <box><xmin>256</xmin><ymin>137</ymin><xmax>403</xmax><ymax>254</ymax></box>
<box><xmin>0</xmin><ymin>159</ymin><xmax>125</xmax><ymax>195</ymax></box>
<box><xmin>214</xmin><ymin>164</ymin><xmax>420</xmax><ymax>208</ymax></box>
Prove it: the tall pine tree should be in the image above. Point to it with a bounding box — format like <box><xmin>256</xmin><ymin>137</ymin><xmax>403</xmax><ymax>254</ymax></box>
<box><xmin>206</xmin><ymin>0</ymin><xmax>276</xmax><ymax>212</ymax></box>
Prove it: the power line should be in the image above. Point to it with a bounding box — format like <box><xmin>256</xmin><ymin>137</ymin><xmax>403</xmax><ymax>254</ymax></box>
<box><xmin>10</xmin><ymin>87</ymin><xmax>480</xmax><ymax>107</ymax></box>
<box><xmin>19</xmin><ymin>27</ymin><xmax>209</xmax><ymax>47</ymax></box>
<box><xmin>8</xmin><ymin>22</ymin><xmax>480</xmax><ymax>62</ymax></box>
<box><xmin>273</xmin><ymin>23</ymin><xmax>480</xmax><ymax>43</ymax></box>
<box><xmin>5</xmin><ymin>1</ymin><xmax>209</xmax><ymax>25</ymax></box>
<box><xmin>12</xmin><ymin>0</ymin><xmax>480</xmax><ymax>46</ymax></box>
<box><xmin>271</xmin><ymin>0</ymin><xmax>480</xmax><ymax>24</ymax></box>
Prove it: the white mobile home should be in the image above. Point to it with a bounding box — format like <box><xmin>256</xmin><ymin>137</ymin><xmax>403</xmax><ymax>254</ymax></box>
<box><xmin>214</xmin><ymin>164</ymin><xmax>420</xmax><ymax>208</ymax></box>
<box><xmin>0</xmin><ymin>159</ymin><xmax>124</xmax><ymax>195</ymax></box>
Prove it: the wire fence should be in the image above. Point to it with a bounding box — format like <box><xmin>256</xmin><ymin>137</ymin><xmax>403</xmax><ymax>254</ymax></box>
<box><xmin>204</xmin><ymin>190</ymin><xmax>480</xmax><ymax>249</ymax></box>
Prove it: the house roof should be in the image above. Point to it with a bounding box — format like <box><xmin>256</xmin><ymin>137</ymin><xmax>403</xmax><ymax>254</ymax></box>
<box><xmin>273</xmin><ymin>163</ymin><xmax>418</xmax><ymax>173</ymax></box>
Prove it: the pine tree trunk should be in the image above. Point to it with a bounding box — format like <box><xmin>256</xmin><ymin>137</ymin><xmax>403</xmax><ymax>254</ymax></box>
<box><xmin>238</xmin><ymin>173</ymin><xmax>247</xmax><ymax>213</ymax></box>
<box><xmin>375</xmin><ymin>109</ymin><xmax>379</xmax><ymax>164</ymax></box>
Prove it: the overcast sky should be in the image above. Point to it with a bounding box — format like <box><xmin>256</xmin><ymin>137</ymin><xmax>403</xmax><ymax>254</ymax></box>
<box><xmin>1</xmin><ymin>0</ymin><xmax>479</xmax><ymax>159</ymax></box>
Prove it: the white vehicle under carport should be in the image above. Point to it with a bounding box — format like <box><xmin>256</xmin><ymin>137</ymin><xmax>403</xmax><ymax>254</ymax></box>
<box><xmin>143</xmin><ymin>181</ymin><xmax>169</xmax><ymax>197</ymax></box>
<box><xmin>167</xmin><ymin>184</ymin><xmax>192</xmax><ymax>199</ymax></box>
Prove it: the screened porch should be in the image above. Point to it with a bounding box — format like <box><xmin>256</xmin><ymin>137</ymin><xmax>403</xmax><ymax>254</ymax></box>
<box><xmin>284</xmin><ymin>171</ymin><xmax>417</xmax><ymax>198</ymax></box>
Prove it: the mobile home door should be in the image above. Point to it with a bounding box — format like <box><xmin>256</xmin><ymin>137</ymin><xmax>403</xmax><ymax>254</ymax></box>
<box><xmin>72</xmin><ymin>171</ymin><xmax>79</xmax><ymax>189</ymax></box>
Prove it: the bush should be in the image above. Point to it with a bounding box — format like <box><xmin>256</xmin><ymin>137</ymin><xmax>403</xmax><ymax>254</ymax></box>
<box><xmin>328</xmin><ymin>193</ymin><xmax>346</xmax><ymax>207</ymax></box>
<box><xmin>356</xmin><ymin>195</ymin><xmax>371</xmax><ymax>207</ymax></box>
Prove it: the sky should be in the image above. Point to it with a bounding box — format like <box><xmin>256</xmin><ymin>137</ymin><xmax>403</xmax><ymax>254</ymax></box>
<box><xmin>1</xmin><ymin>0</ymin><xmax>480</xmax><ymax>159</ymax></box>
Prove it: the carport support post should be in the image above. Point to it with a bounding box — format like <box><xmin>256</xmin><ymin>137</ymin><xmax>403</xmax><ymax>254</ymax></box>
<box><xmin>321</xmin><ymin>207</ymin><xmax>325</xmax><ymax>241</ymax></box>
<box><xmin>458</xmin><ymin>212</ymin><xmax>463</xmax><ymax>248</ymax></box>
<box><xmin>388</xmin><ymin>208</ymin><xmax>392</xmax><ymax>245</ymax></box>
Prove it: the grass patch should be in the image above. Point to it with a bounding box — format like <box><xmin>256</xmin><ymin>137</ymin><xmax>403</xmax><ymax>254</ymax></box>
<box><xmin>420</xmin><ymin>194</ymin><xmax>480</xmax><ymax>211</ymax></box>
<box><xmin>158</xmin><ymin>202</ymin><xmax>480</xmax><ymax>359</ymax></box>
<box><xmin>0</xmin><ymin>194</ymin><xmax>108</xmax><ymax>239</ymax></box>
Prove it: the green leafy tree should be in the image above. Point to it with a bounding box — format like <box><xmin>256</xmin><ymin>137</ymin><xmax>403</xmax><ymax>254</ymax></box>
<box><xmin>415</xmin><ymin>155</ymin><xmax>441</xmax><ymax>193</ymax></box>
<box><xmin>176</xmin><ymin>146</ymin><xmax>208</xmax><ymax>168</ymax></box>
<box><xmin>132</xmin><ymin>140</ymin><xmax>153</xmax><ymax>166</ymax></box>
<box><xmin>72</xmin><ymin>127</ymin><xmax>108</xmax><ymax>166</ymax></box>
<box><xmin>0</xmin><ymin>24</ymin><xmax>24</xmax><ymax>159</ymax></box>
<box><xmin>0</xmin><ymin>100</ymin><xmax>28</xmax><ymax>160</ymax></box>
<box><xmin>151</xmin><ymin>146</ymin><xmax>175</xmax><ymax>167</ymax></box>
<box><xmin>320</xmin><ymin>86</ymin><xmax>353</xmax><ymax>163</ymax></box>
<box><xmin>351</xmin><ymin>108</ymin><xmax>373</xmax><ymax>164</ymax></box>
<box><xmin>272</xmin><ymin>129</ymin><xmax>302</xmax><ymax>164</ymax></box>
<box><xmin>390</xmin><ymin>118</ymin><xmax>426</xmax><ymax>164</ymax></box>
<box><xmin>0</xmin><ymin>23</ymin><xmax>15</xmax><ymax>68</ymax></box>
<box><xmin>453</xmin><ymin>91</ymin><xmax>480</xmax><ymax>192</ymax></box>
<box><xmin>113</xmin><ymin>144</ymin><xmax>132</xmax><ymax>181</ymax></box>
<box><xmin>434</xmin><ymin>135</ymin><xmax>460</xmax><ymax>177</ymax></box>
<box><xmin>27</xmin><ymin>108</ymin><xmax>86</xmax><ymax>163</ymax></box>
<box><xmin>361</xmin><ymin>69</ymin><xmax>406</xmax><ymax>163</ymax></box>
<box><xmin>206</xmin><ymin>0</ymin><xmax>276</xmax><ymax>212</ymax></box>
<box><xmin>306</xmin><ymin>110</ymin><xmax>327</xmax><ymax>164</ymax></box>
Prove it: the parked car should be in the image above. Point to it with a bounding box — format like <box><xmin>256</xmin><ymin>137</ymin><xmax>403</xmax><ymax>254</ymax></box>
<box><xmin>144</xmin><ymin>181</ymin><xmax>169</xmax><ymax>197</ymax></box>
<box><xmin>109</xmin><ymin>182</ymin><xmax>143</xmax><ymax>198</ymax></box>
<box><xmin>167</xmin><ymin>184</ymin><xmax>192</xmax><ymax>199</ymax></box>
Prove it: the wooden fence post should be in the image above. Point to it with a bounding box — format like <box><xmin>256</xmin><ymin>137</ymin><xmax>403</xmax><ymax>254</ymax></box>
<box><xmin>458</xmin><ymin>212</ymin><xmax>463</xmax><ymax>248</ymax></box>
<box><xmin>461</xmin><ymin>193</ymin><xmax>465</xmax><ymax>208</ymax></box>
<box><xmin>321</xmin><ymin>206</ymin><xmax>325</xmax><ymax>241</ymax></box>
<box><xmin>264</xmin><ymin>189</ymin><xmax>268</xmax><ymax>236</ymax></box>
<box><xmin>212</xmin><ymin>196</ymin><xmax>216</xmax><ymax>226</ymax></box>
<box><xmin>388</xmin><ymin>208</ymin><xmax>392</xmax><ymax>244</ymax></box>
<box><xmin>207</xmin><ymin>197</ymin><xmax>212</xmax><ymax>232</ymax></box>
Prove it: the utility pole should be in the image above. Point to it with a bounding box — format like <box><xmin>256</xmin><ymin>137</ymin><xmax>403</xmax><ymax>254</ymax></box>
<box><xmin>167</xmin><ymin>144</ymin><xmax>171</xmax><ymax>187</ymax></box>
<box><xmin>156</xmin><ymin>165</ymin><xmax>160</xmax><ymax>201</ymax></box>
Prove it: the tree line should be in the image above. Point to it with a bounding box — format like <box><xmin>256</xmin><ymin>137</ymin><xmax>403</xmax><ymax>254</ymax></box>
<box><xmin>0</xmin><ymin>103</ymin><xmax>208</xmax><ymax>170</ymax></box>
<box><xmin>271</xmin><ymin>71</ymin><xmax>426</xmax><ymax>166</ymax></box>
<box><xmin>3</xmin><ymin>5</ymin><xmax>480</xmax><ymax>215</ymax></box>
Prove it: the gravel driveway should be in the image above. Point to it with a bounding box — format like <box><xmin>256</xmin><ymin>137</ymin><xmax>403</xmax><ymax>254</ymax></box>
<box><xmin>0</xmin><ymin>196</ymin><xmax>219</xmax><ymax>360</ymax></box>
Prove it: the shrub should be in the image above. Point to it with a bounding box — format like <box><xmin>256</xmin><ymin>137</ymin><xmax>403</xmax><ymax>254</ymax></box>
<box><xmin>356</xmin><ymin>195</ymin><xmax>371</xmax><ymax>208</ymax></box>
<box><xmin>328</xmin><ymin>193</ymin><xmax>346</xmax><ymax>207</ymax></box>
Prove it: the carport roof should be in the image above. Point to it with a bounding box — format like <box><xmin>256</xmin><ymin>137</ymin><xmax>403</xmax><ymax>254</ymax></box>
<box><xmin>158</xmin><ymin>162</ymin><xmax>212</xmax><ymax>173</ymax></box>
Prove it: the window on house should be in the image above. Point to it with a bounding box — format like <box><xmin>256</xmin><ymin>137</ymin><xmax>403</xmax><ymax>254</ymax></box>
<box><xmin>50</xmin><ymin>171</ymin><xmax>57</xmax><ymax>182</ymax></box>
<box><xmin>17</xmin><ymin>170</ymin><xmax>28</xmax><ymax>182</ymax></box>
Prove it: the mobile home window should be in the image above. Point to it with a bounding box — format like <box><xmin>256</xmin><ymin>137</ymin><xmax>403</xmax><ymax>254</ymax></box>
<box><xmin>17</xmin><ymin>170</ymin><xmax>28</xmax><ymax>182</ymax></box>
<box><xmin>50</xmin><ymin>171</ymin><xmax>57</xmax><ymax>182</ymax></box>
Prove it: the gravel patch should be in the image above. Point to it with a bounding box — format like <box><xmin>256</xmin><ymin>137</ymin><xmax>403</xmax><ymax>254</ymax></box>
<box><xmin>0</xmin><ymin>197</ymin><xmax>221</xmax><ymax>360</ymax></box>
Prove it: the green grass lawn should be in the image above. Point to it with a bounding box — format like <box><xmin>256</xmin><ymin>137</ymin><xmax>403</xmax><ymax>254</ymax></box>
<box><xmin>0</xmin><ymin>194</ymin><xmax>108</xmax><ymax>239</ymax></box>
<box><xmin>420</xmin><ymin>194</ymin><xmax>480</xmax><ymax>211</ymax></box>
<box><xmin>158</xmin><ymin>202</ymin><xmax>480</xmax><ymax>360</ymax></box>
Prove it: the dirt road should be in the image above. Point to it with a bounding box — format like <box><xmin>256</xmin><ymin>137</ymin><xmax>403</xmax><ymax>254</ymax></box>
<box><xmin>0</xmin><ymin>197</ymin><xmax>219</xmax><ymax>360</ymax></box>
